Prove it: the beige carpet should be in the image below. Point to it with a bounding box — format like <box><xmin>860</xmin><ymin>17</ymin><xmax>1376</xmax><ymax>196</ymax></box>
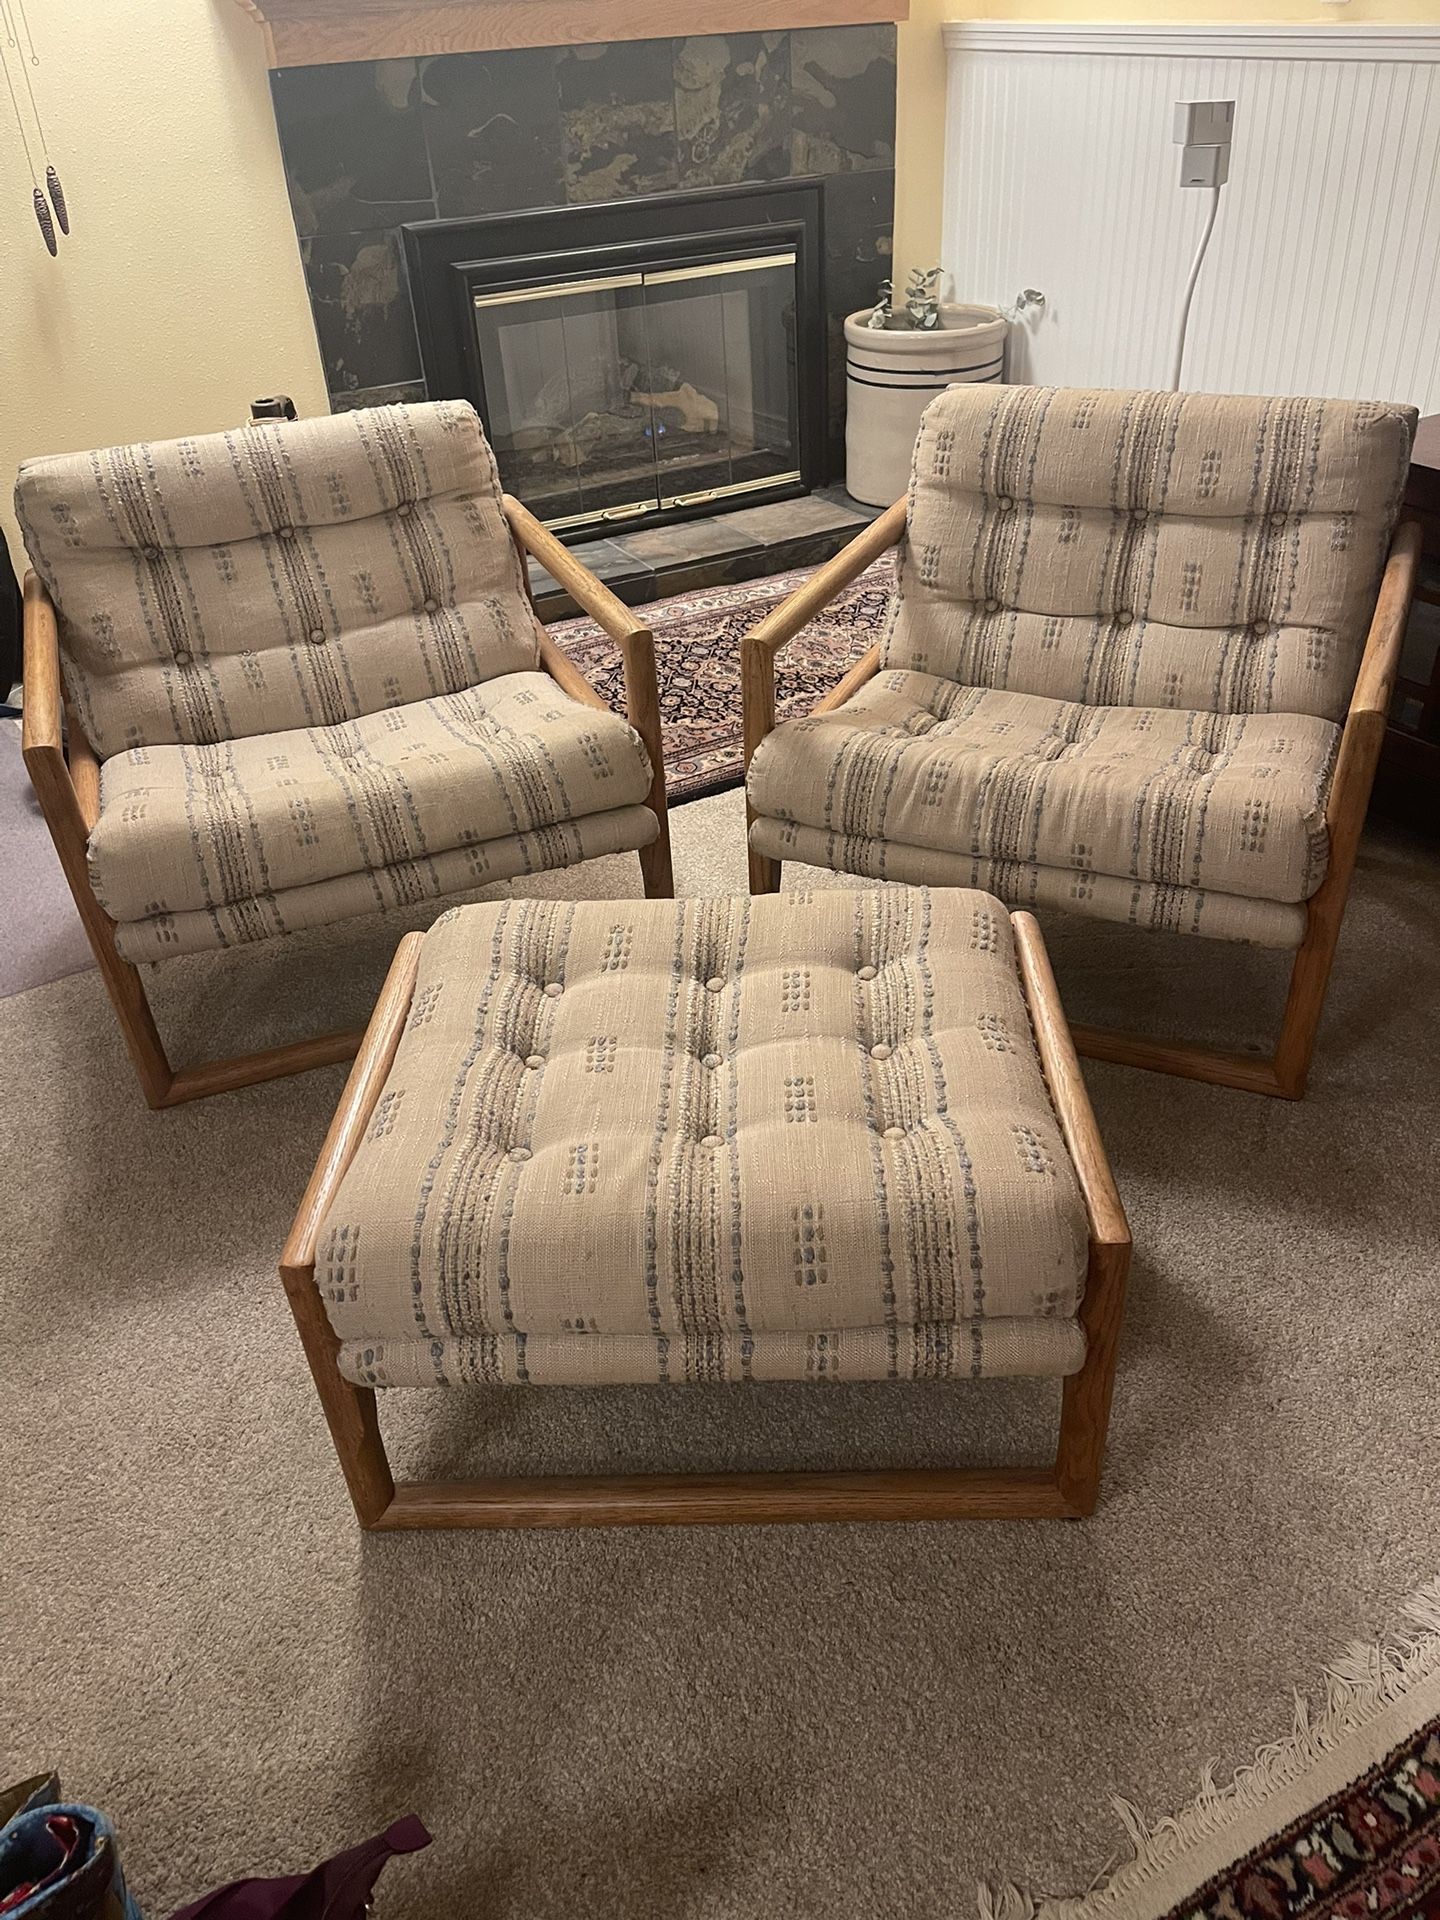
<box><xmin>3</xmin><ymin>789</ymin><xmax>1438</xmax><ymax>1919</ymax></box>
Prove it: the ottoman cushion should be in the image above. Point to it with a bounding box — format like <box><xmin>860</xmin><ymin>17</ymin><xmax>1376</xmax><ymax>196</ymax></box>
<box><xmin>319</xmin><ymin>889</ymin><xmax>1090</xmax><ymax>1388</ymax></box>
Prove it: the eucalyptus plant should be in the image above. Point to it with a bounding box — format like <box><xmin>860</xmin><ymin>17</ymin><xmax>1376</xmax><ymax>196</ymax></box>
<box><xmin>905</xmin><ymin>268</ymin><xmax>942</xmax><ymax>331</ymax></box>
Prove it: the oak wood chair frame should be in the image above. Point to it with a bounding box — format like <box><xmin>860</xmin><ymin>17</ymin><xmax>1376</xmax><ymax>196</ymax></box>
<box><xmin>20</xmin><ymin>493</ymin><xmax>672</xmax><ymax>1110</ymax></box>
<box><xmin>280</xmin><ymin>910</ymin><xmax>1131</xmax><ymax>1531</ymax></box>
<box><xmin>741</xmin><ymin>500</ymin><xmax>1423</xmax><ymax>1101</ymax></box>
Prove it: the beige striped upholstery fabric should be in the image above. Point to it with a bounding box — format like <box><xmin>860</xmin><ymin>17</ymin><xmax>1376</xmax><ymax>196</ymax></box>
<box><xmin>111</xmin><ymin>809</ymin><xmax>657</xmax><ymax>965</ymax></box>
<box><xmin>748</xmin><ymin>386</ymin><xmax>1415</xmax><ymax>949</ymax></box>
<box><xmin>15</xmin><ymin>401</ymin><xmax>538</xmax><ymax>755</ymax></box>
<box><xmin>748</xmin><ymin>676</ymin><xmax>1337</xmax><ymax>907</ymax></box>
<box><xmin>90</xmin><ymin>672</ymin><xmax>655</xmax><ymax>957</ymax></box>
<box><xmin>17</xmin><ymin>401</ymin><xmax>660</xmax><ymax>960</ymax></box>
<box><xmin>888</xmin><ymin>385</ymin><xmax>1413</xmax><ymax>723</ymax></box>
<box><xmin>320</xmin><ymin>890</ymin><xmax>1092</xmax><ymax>1389</ymax></box>
<box><xmin>748</xmin><ymin>817</ymin><xmax>1308</xmax><ymax>950</ymax></box>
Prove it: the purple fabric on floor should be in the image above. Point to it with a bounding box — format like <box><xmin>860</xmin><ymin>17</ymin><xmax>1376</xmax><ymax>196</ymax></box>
<box><xmin>166</xmin><ymin>1815</ymin><xmax>431</xmax><ymax>1918</ymax></box>
<box><xmin>0</xmin><ymin>719</ymin><xmax>94</xmax><ymax>999</ymax></box>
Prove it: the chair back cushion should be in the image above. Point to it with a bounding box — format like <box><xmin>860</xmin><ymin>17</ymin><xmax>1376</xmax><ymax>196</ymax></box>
<box><xmin>15</xmin><ymin>400</ymin><xmax>540</xmax><ymax>756</ymax></box>
<box><xmin>882</xmin><ymin>385</ymin><xmax>1415</xmax><ymax>722</ymax></box>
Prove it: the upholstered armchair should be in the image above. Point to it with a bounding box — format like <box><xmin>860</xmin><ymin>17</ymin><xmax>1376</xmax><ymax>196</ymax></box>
<box><xmin>744</xmin><ymin>385</ymin><xmax>1420</xmax><ymax>1098</ymax></box>
<box><xmin>17</xmin><ymin>400</ymin><xmax>670</xmax><ymax>1108</ymax></box>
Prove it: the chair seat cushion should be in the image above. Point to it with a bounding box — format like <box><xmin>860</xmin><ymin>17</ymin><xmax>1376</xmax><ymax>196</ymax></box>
<box><xmin>318</xmin><ymin>890</ymin><xmax>1092</xmax><ymax>1388</ymax></box>
<box><xmin>87</xmin><ymin>672</ymin><xmax>653</xmax><ymax>925</ymax></box>
<box><xmin>747</xmin><ymin>819</ymin><xmax>1309</xmax><ymax>951</ymax></box>
<box><xmin>748</xmin><ymin>672</ymin><xmax>1338</xmax><ymax>908</ymax></box>
<box><xmin>107</xmin><ymin>806</ymin><xmax>660</xmax><ymax>963</ymax></box>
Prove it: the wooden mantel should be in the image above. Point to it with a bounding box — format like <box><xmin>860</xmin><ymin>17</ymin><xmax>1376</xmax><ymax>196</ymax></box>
<box><xmin>233</xmin><ymin>0</ymin><xmax>909</xmax><ymax>68</ymax></box>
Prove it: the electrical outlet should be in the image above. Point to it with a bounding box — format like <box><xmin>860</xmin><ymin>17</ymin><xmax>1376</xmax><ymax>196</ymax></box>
<box><xmin>1179</xmin><ymin>143</ymin><xmax>1231</xmax><ymax>189</ymax></box>
<box><xmin>1173</xmin><ymin>99</ymin><xmax>1235</xmax><ymax>147</ymax></box>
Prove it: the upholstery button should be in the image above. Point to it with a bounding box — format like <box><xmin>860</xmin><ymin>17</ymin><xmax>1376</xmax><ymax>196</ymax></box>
<box><xmin>423</xmin><ymin>597</ymin><xmax>439</xmax><ymax>614</ymax></box>
<box><xmin>1251</xmin><ymin>617</ymin><xmax>1271</xmax><ymax>636</ymax></box>
<box><xmin>883</xmin><ymin>1125</ymin><xmax>906</xmax><ymax>1141</ymax></box>
<box><xmin>276</xmin><ymin>524</ymin><xmax>295</xmax><ymax>540</ymax></box>
<box><xmin>983</xmin><ymin>597</ymin><xmax>1002</xmax><ymax>615</ymax></box>
<box><xmin>142</xmin><ymin>544</ymin><xmax>161</xmax><ymax>561</ymax></box>
<box><xmin>1130</xmin><ymin>507</ymin><xmax>1147</xmax><ymax>524</ymax></box>
<box><xmin>543</xmin><ymin>982</ymin><xmax>563</xmax><ymax>998</ymax></box>
<box><xmin>525</xmin><ymin>1054</ymin><xmax>544</xmax><ymax>1070</ymax></box>
<box><xmin>396</xmin><ymin>502</ymin><xmax>413</xmax><ymax>517</ymax></box>
<box><xmin>508</xmin><ymin>1147</ymin><xmax>531</xmax><ymax>1163</ymax></box>
<box><xmin>705</xmin><ymin>976</ymin><xmax>725</xmax><ymax>993</ymax></box>
<box><xmin>702</xmin><ymin>1053</ymin><xmax>722</xmax><ymax>1069</ymax></box>
<box><xmin>857</xmin><ymin>964</ymin><xmax>878</xmax><ymax>981</ymax></box>
<box><xmin>173</xmin><ymin>648</ymin><xmax>193</xmax><ymax>667</ymax></box>
<box><xmin>308</xmin><ymin>627</ymin><xmax>326</xmax><ymax>645</ymax></box>
<box><xmin>996</xmin><ymin>493</ymin><xmax>1014</xmax><ymax>511</ymax></box>
<box><xmin>700</xmin><ymin>1134</ymin><xmax>722</xmax><ymax>1149</ymax></box>
<box><xmin>870</xmin><ymin>1043</ymin><xmax>893</xmax><ymax>1061</ymax></box>
<box><xmin>1268</xmin><ymin>511</ymin><xmax>1288</xmax><ymax>529</ymax></box>
<box><xmin>1114</xmin><ymin>610</ymin><xmax>1133</xmax><ymax>628</ymax></box>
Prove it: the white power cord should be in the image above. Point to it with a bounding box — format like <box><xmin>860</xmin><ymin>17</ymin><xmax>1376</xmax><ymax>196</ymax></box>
<box><xmin>1168</xmin><ymin>104</ymin><xmax>1234</xmax><ymax>391</ymax></box>
<box><xmin>1169</xmin><ymin>184</ymin><xmax>1221</xmax><ymax>392</ymax></box>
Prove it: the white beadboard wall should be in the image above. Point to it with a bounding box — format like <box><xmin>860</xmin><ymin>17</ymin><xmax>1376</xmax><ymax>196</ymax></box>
<box><xmin>941</xmin><ymin>23</ymin><xmax>1440</xmax><ymax>411</ymax></box>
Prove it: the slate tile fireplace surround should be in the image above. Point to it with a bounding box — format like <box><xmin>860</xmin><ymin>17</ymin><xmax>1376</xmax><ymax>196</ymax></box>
<box><xmin>270</xmin><ymin>28</ymin><xmax>897</xmax><ymax>496</ymax></box>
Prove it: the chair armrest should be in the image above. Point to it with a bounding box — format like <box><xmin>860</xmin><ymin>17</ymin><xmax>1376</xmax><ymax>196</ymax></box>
<box><xmin>1325</xmin><ymin>517</ymin><xmax>1422</xmax><ymax>843</ymax></box>
<box><xmin>741</xmin><ymin>496</ymin><xmax>906</xmax><ymax>769</ymax></box>
<box><xmin>1345</xmin><ymin>517</ymin><xmax>1421</xmax><ymax>725</ymax></box>
<box><xmin>534</xmin><ymin>632</ymin><xmax>611</xmax><ymax>712</ymax></box>
<box><xmin>20</xmin><ymin>571</ymin><xmax>63</xmax><ymax>756</ymax></box>
<box><xmin>22</xmin><ymin>572</ymin><xmax>102</xmax><ymax>833</ymax></box>
<box><xmin>66</xmin><ymin>721</ymin><xmax>102</xmax><ymax>832</ymax></box>
<box><xmin>502</xmin><ymin>495</ymin><xmax>669</xmax><ymax>852</ymax></box>
<box><xmin>21</xmin><ymin>571</ymin><xmax>99</xmax><ymax>869</ymax></box>
<box><xmin>503</xmin><ymin>493</ymin><xmax>646</xmax><ymax>650</ymax></box>
<box><xmin>744</xmin><ymin>497</ymin><xmax>907</xmax><ymax>661</ymax></box>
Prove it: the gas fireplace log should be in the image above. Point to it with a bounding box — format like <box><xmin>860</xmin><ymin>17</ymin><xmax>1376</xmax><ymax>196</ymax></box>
<box><xmin>630</xmin><ymin>383</ymin><xmax>721</xmax><ymax>435</ymax></box>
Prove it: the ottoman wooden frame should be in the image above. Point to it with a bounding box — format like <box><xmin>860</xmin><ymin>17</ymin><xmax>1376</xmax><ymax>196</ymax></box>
<box><xmin>742</xmin><ymin>502</ymin><xmax>1422</xmax><ymax>1101</ymax></box>
<box><xmin>280</xmin><ymin>912</ymin><xmax>1131</xmax><ymax>1532</ymax></box>
<box><xmin>20</xmin><ymin>496</ymin><xmax>670</xmax><ymax>1110</ymax></box>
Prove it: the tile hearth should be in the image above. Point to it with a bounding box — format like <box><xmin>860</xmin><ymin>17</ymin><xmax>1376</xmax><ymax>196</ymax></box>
<box><xmin>525</xmin><ymin>487</ymin><xmax>880</xmax><ymax>621</ymax></box>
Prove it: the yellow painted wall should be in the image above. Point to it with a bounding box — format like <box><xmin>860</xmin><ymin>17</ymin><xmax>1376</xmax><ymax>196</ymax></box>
<box><xmin>893</xmin><ymin>0</ymin><xmax>1440</xmax><ymax>293</ymax></box>
<box><xmin>894</xmin><ymin>0</ymin><xmax>955</xmax><ymax>293</ymax></box>
<box><xmin>0</xmin><ymin>0</ymin><xmax>327</xmax><ymax>573</ymax></box>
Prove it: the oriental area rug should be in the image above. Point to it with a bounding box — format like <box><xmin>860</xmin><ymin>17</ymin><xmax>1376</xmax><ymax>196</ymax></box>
<box><xmin>982</xmin><ymin>1581</ymin><xmax>1440</xmax><ymax>1920</ymax></box>
<box><xmin>551</xmin><ymin>556</ymin><xmax>896</xmax><ymax>805</ymax></box>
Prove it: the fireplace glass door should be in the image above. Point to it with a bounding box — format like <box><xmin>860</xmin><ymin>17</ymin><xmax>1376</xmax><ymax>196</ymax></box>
<box><xmin>471</xmin><ymin>249</ymin><xmax>800</xmax><ymax>533</ymax></box>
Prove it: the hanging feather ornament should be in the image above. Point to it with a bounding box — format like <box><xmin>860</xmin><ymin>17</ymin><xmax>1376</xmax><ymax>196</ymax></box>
<box><xmin>31</xmin><ymin>182</ymin><xmax>55</xmax><ymax>253</ymax></box>
<box><xmin>45</xmin><ymin>162</ymin><xmax>67</xmax><ymax>233</ymax></box>
<box><xmin>2</xmin><ymin>0</ymin><xmax>69</xmax><ymax>253</ymax></box>
<box><xmin>1</xmin><ymin>43</ymin><xmax>47</xmax><ymax>251</ymax></box>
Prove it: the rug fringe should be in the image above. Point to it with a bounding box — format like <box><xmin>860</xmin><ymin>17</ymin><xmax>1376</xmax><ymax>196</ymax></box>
<box><xmin>978</xmin><ymin>1576</ymin><xmax>1440</xmax><ymax>1920</ymax></box>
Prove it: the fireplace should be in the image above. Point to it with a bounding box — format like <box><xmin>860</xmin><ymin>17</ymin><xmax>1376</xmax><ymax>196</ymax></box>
<box><xmin>404</xmin><ymin>181</ymin><xmax>825</xmax><ymax>538</ymax></box>
<box><xmin>470</xmin><ymin>251</ymin><xmax>800</xmax><ymax>531</ymax></box>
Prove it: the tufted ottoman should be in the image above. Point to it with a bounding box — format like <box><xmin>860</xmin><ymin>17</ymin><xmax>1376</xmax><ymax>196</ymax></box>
<box><xmin>281</xmin><ymin>889</ymin><xmax>1130</xmax><ymax>1530</ymax></box>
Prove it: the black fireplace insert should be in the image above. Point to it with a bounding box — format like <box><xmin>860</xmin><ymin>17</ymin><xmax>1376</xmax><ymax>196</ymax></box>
<box><xmin>403</xmin><ymin>180</ymin><xmax>825</xmax><ymax>540</ymax></box>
